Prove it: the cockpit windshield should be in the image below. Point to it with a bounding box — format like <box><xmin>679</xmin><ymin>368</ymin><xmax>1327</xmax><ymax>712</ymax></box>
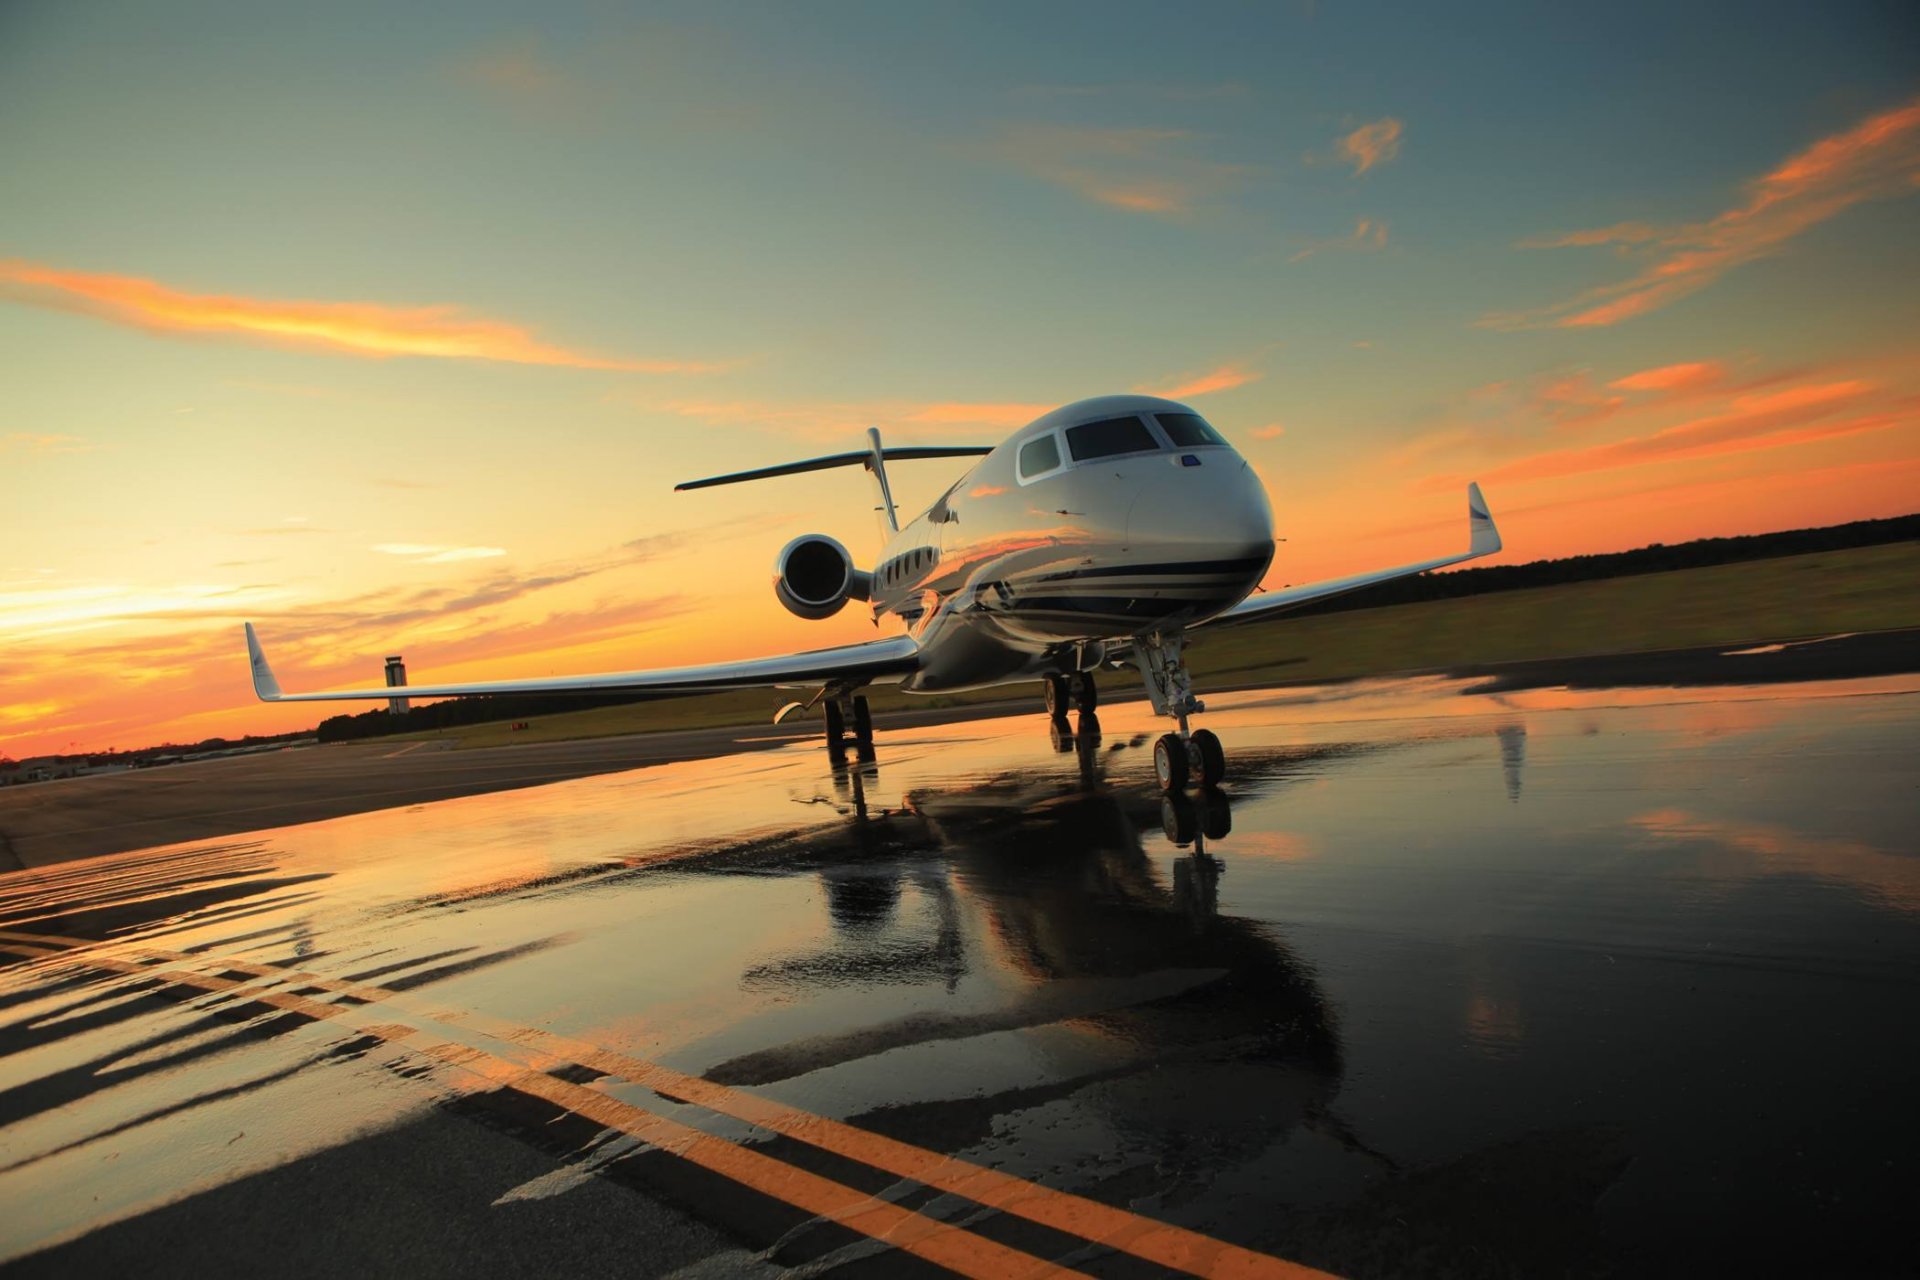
<box><xmin>1155</xmin><ymin>412</ymin><xmax>1227</xmax><ymax>447</ymax></box>
<box><xmin>1066</xmin><ymin>416</ymin><xmax>1159</xmax><ymax>461</ymax></box>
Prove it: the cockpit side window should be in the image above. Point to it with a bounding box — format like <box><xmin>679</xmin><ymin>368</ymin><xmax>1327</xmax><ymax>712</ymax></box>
<box><xmin>1066</xmin><ymin>415</ymin><xmax>1158</xmax><ymax>461</ymax></box>
<box><xmin>1017</xmin><ymin>433</ymin><xmax>1062</xmax><ymax>481</ymax></box>
<box><xmin>1155</xmin><ymin>412</ymin><xmax>1227</xmax><ymax>447</ymax></box>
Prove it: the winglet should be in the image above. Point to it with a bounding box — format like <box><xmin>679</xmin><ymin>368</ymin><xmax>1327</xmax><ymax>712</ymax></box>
<box><xmin>1467</xmin><ymin>482</ymin><xmax>1502</xmax><ymax>557</ymax></box>
<box><xmin>244</xmin><ymin>623</ymin><xmax>283</xmax><ymax>702</ymax></box>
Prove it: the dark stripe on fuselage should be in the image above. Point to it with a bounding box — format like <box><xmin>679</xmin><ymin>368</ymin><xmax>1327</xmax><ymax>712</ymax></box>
<box><xmin>1025</xmin><ymin>555</ymin><xmax>1269</xmax><ymax>584</ymax></box>
<box><xmin>1011</xmin><ymin>593</ymin><xmax>1240</xmax><ymax>618</ymax></box>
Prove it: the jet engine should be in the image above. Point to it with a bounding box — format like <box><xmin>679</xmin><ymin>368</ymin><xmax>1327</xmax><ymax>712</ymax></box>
<box><xmin>773</xmin><ymin>534</ymin><xmax>871</xmax><ymax>620</ymax></box>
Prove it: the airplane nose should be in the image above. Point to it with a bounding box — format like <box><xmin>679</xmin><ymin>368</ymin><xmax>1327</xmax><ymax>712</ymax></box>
<box><xmin>1125</xmin><ymin>454</ymin><xmax>1274</xmax><ymax>557</ymax></box>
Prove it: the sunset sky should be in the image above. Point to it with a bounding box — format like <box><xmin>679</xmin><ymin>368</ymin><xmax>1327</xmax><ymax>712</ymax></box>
<box><xmin>2</xmin><ymin>2</ymin><xmax>1917</xmax><ymax>758</ymax></box>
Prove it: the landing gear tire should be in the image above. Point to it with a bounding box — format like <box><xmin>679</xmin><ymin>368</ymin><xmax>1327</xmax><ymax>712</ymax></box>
<box><xmin>1200</xmin><ymin>789</ymin><xmax>1232</xmax><ymax>839</ymax></box>
<box><xmin>851</xmin><ymin>696</ymin><xmax>873</xmax><ymax>746</ymax></box>
<box><xmin>1154</xmin><ymin>733</ymin><xmax>1189</xmax><ymax>792</ymax></box>
<box><xmin>1044</xmin><ymin>674</ymin><xmax>1070</xmax><ymax>722</ymax></box>
<box><xmin>1160</xmin><ymin>794</ymin><xmax>1197</xmax><ymax>845</ymax></box>
<box><xmin>1070</xmin><ymin>671</ymin><xmax>1099</xmax><ymax>712</ymax></box>
<box><xmin>824</xmin><ymin>700</ymin><xmax>847</xmax><ymax>758</ymax></box>
<box><xmin>1192</xmin><ymin>728</ymin><xmax>1226</xmax><ymax>789</ymax></box>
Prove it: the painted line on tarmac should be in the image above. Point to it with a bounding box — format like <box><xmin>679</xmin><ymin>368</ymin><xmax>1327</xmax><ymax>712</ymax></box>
<box><xmin>0</xmin><ymin>929</ymin><xmax>1081</xmax><ymax>1280</ymax></box>
<box><xmin>0</xmin><ymin>928</ymin><xmax>1340</xmax><ymax>1279</ymax></box>
<box><xmin>380</xmin><ymin>742</ymin><xmax>431</xmax><ymax>758</ymax></box>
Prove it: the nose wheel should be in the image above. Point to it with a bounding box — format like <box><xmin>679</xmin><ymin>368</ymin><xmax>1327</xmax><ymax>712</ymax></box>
<box><xmin>1134</xmin><ymin>632</ymin><xmax>1227</xmax><ymax>791</ymax></box>
<box><xmin>1153</xmin><ymin>728</ymin><xmax>1225</xmax><ymax>790</ymax></box>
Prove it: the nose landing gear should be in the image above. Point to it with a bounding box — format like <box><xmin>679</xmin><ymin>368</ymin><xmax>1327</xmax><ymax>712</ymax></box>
<box><xmin>1134</xmin><ymin>631</ymin><xmax>1226</xmax><ymax>791</ymax></box>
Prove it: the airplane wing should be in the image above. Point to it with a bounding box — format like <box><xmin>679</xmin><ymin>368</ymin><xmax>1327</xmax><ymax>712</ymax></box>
<box><xmin>1195</xmin><ymin>483</ymin><xmax>1502</xmax><ymax>630</ymax></box>
<box><xmin>244</xmin><ymin>624</ymin><xmax>921</xmax><ymax>704</ymax></box>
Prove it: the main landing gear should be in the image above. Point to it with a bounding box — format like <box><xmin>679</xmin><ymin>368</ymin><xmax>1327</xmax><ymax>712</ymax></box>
<box><xmin>824</xmin><ymin>693</ymin><xmax>875</xmax><ymax>761</ymax></box>
<box><xmin>1043</xmin><ymin>671</ymin><xmax>1099</xmax><ymax>721</ymax></box>
<box><xmin>1132</xmin><ymin>630</ymin><xmax>1226</xmax><ymax>792</ymax></box>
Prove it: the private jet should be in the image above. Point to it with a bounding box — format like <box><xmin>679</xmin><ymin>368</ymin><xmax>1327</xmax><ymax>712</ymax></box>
<box><xmin>244</xmin><ymin>394</ymin><xmax>1501</xmax><ymax>790</ymax></box>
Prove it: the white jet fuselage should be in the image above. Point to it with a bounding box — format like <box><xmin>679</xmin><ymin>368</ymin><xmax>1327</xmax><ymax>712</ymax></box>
<box><xmin>860</xmin><ymin>395</ymin><xmax>1274</xmax><ymax>693</ymax></box>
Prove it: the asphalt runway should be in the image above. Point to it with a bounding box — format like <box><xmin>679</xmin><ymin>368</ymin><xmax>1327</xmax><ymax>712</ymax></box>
<box><xmin>2</xmin><ymin>671</ymin><xmax>1917</xmax><ymax>1277</ymax></box>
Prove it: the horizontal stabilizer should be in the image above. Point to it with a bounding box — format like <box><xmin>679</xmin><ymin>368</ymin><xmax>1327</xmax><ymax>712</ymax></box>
<box><xmin>676</xmin><ymin>446</ymin><xmax>992</xmax><ymax>492</ymax></box>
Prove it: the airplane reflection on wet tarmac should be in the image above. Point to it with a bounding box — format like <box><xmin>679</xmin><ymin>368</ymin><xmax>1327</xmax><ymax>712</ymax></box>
<box><xmin>2</xmin><ymin>674</ymin><xmax>1918</xmax><ymax>1277</ymax></box>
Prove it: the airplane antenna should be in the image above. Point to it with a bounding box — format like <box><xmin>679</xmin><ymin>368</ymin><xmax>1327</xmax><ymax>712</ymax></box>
<box><xmin>864</xmin><ymin>426</ymin><xmax>900</xmax><ymax>534</ymax></box>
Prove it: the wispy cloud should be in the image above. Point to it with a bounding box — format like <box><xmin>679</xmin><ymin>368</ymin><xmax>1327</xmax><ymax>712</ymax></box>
<box><xmin>0</xmin><ymin>582</ymin><xmax>296</xmax><ymax>642</ymax></box>
<box><xmin>1486</xmin><ymin>94</ymin><xmax>1920</xmax><ymax>329</ymax></box>
<box><xmin>1468</xmin><ymin>380</ymin><xmax>1894</xmax><ymax>486</ymax></box>
<box><xmin>1134</xmin><ymin>361</ymin><xmax>1265</xmax><ymax>399</ymax></box>
<box><xmin>1010</xmin><ymin>82</ymin><xmax>1252</xmax><ymax>104</ymax></box>
<box><xmin>1251</xmin><ymin>423</ymin><xmax>1287</xmax><ymax>440</ymax></box>
<box><xmin>1609</xmin><ymin>361</ymin><xmax>1727</xmax><ymax>394</ymax></box>
<box><xmin>0</xmin><ymin>259</ymin><xmax>729</xmax><ymax>372</ymax></box>
<box><xmin>1336</xmin><ymin>117</ymin><xmax>1403</xmax><ymax>174</ymax></box>
<box><xmin>651</xmin><ymin>396</ymin><xmax>1050</xmax><ymax>443</ymax></box>
<box><xmin>371</xmin><ymin>543</ymin><xmax>509</xmax><ymax>564</ymax></box>
<box><xmin>452</xmin><ymin>39</ymin><xmax>568</xmax><ymax>105</ymax></box>
<box><xmin>987</xmin><ymin>124</ymin><xmax>1253</xmax><ymax>216</ymax></box>
<box><xmin>1287</xmin><ymin>215</ymin><xmax>1389</xmax><ymax>263</ymax></box>
<box><xmin>1</xmin><ymin>432</ymin><xmax>91</xmax><ymax>455</ymax></box>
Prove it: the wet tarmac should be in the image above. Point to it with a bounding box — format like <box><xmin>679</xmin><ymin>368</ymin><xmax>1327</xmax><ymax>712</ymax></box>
<box><xmin>2</xmin><ymin>672</ymin><xmax>1917</xmax><ymax>1277</ymax></box>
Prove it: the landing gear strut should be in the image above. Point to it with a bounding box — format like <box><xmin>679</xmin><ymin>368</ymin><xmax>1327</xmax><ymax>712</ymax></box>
<box><xmin>1133</xmin><ymin>631</ymin><xmax>1225</xmax><ymax>792</ymax></box>
<box><xmin>824</xmin><ymin>693</ymin><xmax>875</xmax><ymax>760</ymax></box>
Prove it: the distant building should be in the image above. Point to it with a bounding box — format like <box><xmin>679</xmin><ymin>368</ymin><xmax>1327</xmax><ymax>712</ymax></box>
<box><xmin>385</xmin><ymin>655</ymin><xmax>410</xmax><ymax>715</ymax></box>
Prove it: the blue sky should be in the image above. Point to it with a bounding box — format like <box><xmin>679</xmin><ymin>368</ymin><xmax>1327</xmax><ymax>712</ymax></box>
<box><xmin>1</xmin><ymin>1</ymin><xmax>1915</xmax><ymax>754</ymax></box>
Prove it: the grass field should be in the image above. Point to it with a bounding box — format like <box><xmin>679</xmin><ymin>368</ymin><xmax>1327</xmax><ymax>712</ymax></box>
<box><xmin>391</xmin><ymin>541</ymin><xmax>1920</xmax><ymax>749</ymax></box>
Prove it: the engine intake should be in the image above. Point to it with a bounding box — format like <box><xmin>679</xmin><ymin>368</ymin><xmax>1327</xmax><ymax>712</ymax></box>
<box><xmin>773</xmin><ymin>534</ymin><xmax>870</xmax><ymax>620</ymax></box>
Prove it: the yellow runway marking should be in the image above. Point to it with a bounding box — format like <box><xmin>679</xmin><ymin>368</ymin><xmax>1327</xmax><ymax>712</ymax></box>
<box><xmin>0</xmin><ymin>927</ymin><xmax>1341</xmax><ymax>1279</ymax></box>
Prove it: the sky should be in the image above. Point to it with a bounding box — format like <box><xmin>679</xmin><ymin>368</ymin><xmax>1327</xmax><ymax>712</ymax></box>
<box><xmin>2</xmin><ymin>0</ymin><xmax>1917</xmax><ymax>759</ymax></box>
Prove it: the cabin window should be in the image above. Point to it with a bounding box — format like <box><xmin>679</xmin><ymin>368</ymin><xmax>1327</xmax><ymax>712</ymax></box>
<box><xmin>1018</xmin><ymin>433</ymin><xmax>1061</xmax><ymax>480</ymax></box>
<box><xmin>1066</xmin><ymin>415</ymin><xmax>1158</xmax><ymax>461</ymax></box>
<box><xmin>1155</xmin><ymin>412</ymin><xmax>1227</xmax><ymax>448</ymax></box>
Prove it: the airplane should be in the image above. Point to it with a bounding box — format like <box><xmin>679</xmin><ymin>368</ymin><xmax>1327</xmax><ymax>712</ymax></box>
<box><xmin>243</xmin><ymin>393</ymin><xmax>1502</xmax><ymax>791</ymax></box>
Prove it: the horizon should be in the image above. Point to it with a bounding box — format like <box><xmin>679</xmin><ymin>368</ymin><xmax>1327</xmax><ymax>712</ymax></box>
<box><xmin>11</xmin><ymin>507</ymin><xmax>1911</xmax><ymax>764</ymax></box>
<box><xmin>4</xmin><ymin>2</ymin><xmax>1917</xmax><ymax>759</ymax></box>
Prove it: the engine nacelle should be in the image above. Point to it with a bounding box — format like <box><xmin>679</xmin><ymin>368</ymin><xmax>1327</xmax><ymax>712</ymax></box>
<box><xmin>773</xmin><ymin>534</ymin><xmax>871</xmax><ymax>620</ymax></box>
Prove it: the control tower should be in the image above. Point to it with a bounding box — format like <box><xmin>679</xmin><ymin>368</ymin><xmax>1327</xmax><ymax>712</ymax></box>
<box><xmin>384</xmin><ymin>655</ymin><xmax>410</xmax><ymax>715</ymax></box>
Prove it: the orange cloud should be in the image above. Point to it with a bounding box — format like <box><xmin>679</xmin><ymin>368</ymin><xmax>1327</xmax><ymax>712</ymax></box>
<box><xmin>1133</xmin><ymin>362</ymin><xmax>1264</xmax><ymax>399</ymax></box>
<box><xmin>1488</xmin><ymin>94</ymin><xmax>1920</xmax><ymax>328</ymax></box>
<box><xmin>1518</xmin><ymin>221</ymin><xmax>1665</xmax><ymax>249</ymax></box>
<box><xmin>1287</xmin><ymin>216</ymin><xmax>1389</xmax><ymax>263</ymax></box>
<box><xmin>1337</xmin><ymin>118</ymin><xmax>1403</xmax><ymax>174</ymax></box>
<box><xmin>1250</xmin><ymin>423</ymin><xmax>1286</xmax><ymax>440</ymax></box>
<box><xmin>2</xmin><ymin>432</ymin><xmax>91</xmax><ymax>455</ymax></box>
<box><xmin>1610</xmin><ymin>361</ymin><xmax>1726</xmax><ymax>394</ymax></box>
<box><xmin>0</xmin><ymin>259</ymin><xmax>724</xmax><ymax>372</ymax></box>
<box><xmin>989</xmin><ymin>124</ymin><xmax>1252</xmax><ymax>216</ymax></box>
<box><xmin>1473</xmin><ymin>380</ymin><xmax>1893</xmax><ymax>486</ymax></box>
